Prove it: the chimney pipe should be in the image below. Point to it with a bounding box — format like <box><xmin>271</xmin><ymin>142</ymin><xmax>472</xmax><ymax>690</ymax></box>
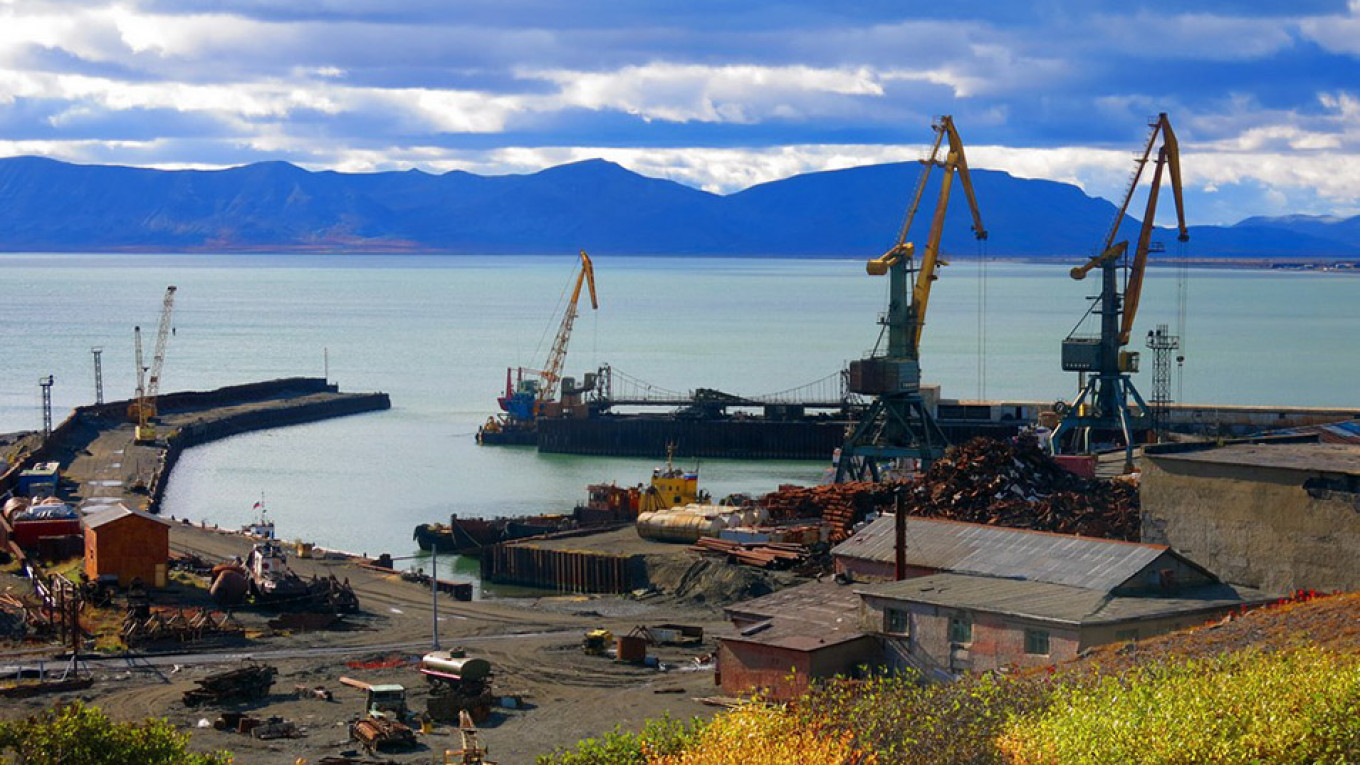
<box><xmin>894</xmin><ymin>490</ymin><xmax>907</xmax><ymax>581</ymax></box>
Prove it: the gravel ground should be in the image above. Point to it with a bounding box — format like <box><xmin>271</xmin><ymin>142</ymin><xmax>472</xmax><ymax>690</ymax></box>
<box><xmin>0</xmin><ymin>522</ymin><xmax>743</xmax><ymax>764</ymax></box>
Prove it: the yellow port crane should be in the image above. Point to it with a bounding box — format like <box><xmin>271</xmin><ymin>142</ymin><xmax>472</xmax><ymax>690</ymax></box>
<box><xmin>1052</xmin><ymin>113</ymin><xmax>1188</xmax><ymax>469</ymax></box>
<box><xmin>129</xmin><ymin>285</ymin><xmax>177</xmax><ymax>443</ymax></box>
<box><xmin>837</xmin><ymin>115</ymin><xmax>987</xmax><ymax>482</ymax></box>
<box><xmin>535</xmin><ymin>249</ymin><xmax>598</xmax><ymax>413</ymax></box>
<box><xmin>489</xmin><ymin>251</ymin><xmax>598</xmax><ymax>432</ymax></box>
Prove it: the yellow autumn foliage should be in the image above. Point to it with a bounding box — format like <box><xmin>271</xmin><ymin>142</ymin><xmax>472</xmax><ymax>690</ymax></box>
<box><xmin>647</xmin><ymin>703</ymin><xmax>876</xmax><ymax>765</ymax></box>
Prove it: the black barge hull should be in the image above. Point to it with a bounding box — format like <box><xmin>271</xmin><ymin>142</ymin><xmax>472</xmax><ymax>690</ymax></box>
<box><xmin>535</xmin><ymin>415</ymin><xmax>1023</xmax><ymax>460</ymax></box>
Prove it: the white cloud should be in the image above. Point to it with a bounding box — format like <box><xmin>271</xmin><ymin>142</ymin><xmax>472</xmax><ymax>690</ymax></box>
<box><xmin>1299</xmin><ymin>5</ymin><xmax>1360</xmax><ymax>55</ymax></box>
<box><xmin>1079</xmin><ymin>11</ymin><xmax>1295</xmax><ymax>61</ymax></box>
<box><xmin>528</xmin><ymin>63</ymin><xmax>888</xmax><ymax>124</ymax></box>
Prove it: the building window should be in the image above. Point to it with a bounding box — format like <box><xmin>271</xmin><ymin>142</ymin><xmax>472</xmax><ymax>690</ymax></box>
<box><xmin>884</xmin><ymin>608</ymin><xmax>909</xmax><ymax>635</ymax></box>
<box><xmin>1024</xmin><ymin>629</ymin><xmax>1050</xmax><ymax>655</ymax></box>
<box><xmin>949</xmin><ymin>614</ymin><xmax>972</xmax><ymax>644</ymax></box>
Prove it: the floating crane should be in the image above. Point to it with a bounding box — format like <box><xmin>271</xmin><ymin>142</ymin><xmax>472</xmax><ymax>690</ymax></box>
<box><xmin>836</xmin><ymin>116</ymin><xmax>986</xmax><ymax>482</ymax></box>
<box><xmin>129</xmin><ymin>285</ymin><xmax>177</xmax><ymax>443</ymax></box>
<box><xmin>481</xmin><ymin>251</ymin><xmax>597</xmax><ymax>443</ymax></box>
<box><xmin>1051</xmin><ymin>113</ymin><xmax>1188</xmax><ymax>470</ymax></box>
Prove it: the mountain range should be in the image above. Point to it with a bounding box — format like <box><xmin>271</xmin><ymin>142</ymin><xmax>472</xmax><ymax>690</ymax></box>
<box><xmin>0</xmin><ymin>155</ymin><xmax>1354</xmax><ymax>260</ymax></box>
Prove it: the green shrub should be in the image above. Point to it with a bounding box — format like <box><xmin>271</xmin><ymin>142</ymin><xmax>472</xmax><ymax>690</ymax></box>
<box><xmin>0</xmin><ymin>702</ymin><xmax>231</xmax><ymax>765</ymax></box>
<box><xmin>794</xmin><ymin>670</ymin><xmax>1052</xmax><ymax>764</ymax></box>
<box><xmin>536</xmin><ymin>713</ymin><xmax>706</xmax><ymax>765</ymax></box>
<box><xmin>999</xmin><ymin>646</ymin><xmax>1360</xmax><ymax>764</ymax></box>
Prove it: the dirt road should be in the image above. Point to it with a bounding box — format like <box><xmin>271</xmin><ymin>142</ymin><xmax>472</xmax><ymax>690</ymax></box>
<box><xmin>2</xmin><ymin>523</ymin><xmax>733</xmax><ymax>764</ymax></box>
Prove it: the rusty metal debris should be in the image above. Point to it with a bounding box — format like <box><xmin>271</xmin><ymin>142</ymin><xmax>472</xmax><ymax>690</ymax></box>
<box><xmin>123</xmin><ymin>607</ymin><xmax>243</xmax><ymax>646</ymax></box>
<box><xmin>182</xmin><ymin>662</ymin><xmax>277</xmax><ymax>706</ymax></box>
<box><xmin>901</xmin><ymin>435</ymin><xmax>1140</xmax><ymax>540</ymax></box>
<box><xmin>350</xmin><ymin>716</ymin><xmax>417</xmax><ymax>753</ymax></box>
<box><xmin>753</xmin><ymin>435</ymin><xmax>1139</xmax><ymax>542</ymax></box>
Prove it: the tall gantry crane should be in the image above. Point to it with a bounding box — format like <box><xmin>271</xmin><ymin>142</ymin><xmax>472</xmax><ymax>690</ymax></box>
<box><xmin>495</xmin><ymin>251</ymin><xmax>598</xmax><ymax>428</ymax></box>
<box><xmin>130</xmin><ymin>285</ymin><xmax>177</xmax><ymax>443</ymax></box>
<box><xmin>1051</xmin><ymin>113</ymin><xmax>1188</xmax><ymax>469</ymax></box>
<box><xmin>836</xmin><ymin>116</ymin><xmax>987</xmax><ymax>482</ymax></box>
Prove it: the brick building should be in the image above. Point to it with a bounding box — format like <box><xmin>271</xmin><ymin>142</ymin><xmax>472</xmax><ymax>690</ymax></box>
<box><xmin>839</xmin><ymin>517</ymin><xmax>1275</xmax><ymax>675</ymax></box>
<box><xmin>716</xmin><ymin>580</ymin><xmax>878</xmax><ymax>701</ymax></box>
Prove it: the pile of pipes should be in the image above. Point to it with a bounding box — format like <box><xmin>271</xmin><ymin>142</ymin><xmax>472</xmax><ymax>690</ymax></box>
<box><xmin>690</xmin><ymin>537</ymin><xmax>811</xmax><ymax>570</ymax></box>
<box><xmin>900</xmin><ymin>435</ymin><xmax>1139</xmax><ymax>540</ymax></box>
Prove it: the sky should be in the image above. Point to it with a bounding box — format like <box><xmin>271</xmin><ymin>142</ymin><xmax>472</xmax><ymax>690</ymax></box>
<box><xmin>2</xmin><ymin>0</ymin><xmax>1360</xmax><ymax>225</ymax></box>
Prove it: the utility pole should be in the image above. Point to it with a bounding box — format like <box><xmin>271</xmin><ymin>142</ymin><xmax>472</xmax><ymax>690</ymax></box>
<box><xmin>91</xmin><ymin>347</ymin><xmax>104</xmax><ymax>405</ymax></box>
<box><xmin>431</xmin><ymin>544</ymin><xmax>441</xmax><ymax>651</ymax></box>
<box><xmin>39</xmin><ymin>375</ymin><xmax>54</xmax><ymax>439</ymax></box>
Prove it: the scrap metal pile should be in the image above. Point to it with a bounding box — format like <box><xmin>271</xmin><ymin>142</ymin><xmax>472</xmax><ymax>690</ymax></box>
<box><xmin>903</xmin><ymin>435</ymin><xmax>1139</xmax><ymax>540</ymax></box>
<box><xmin>182</xmin><ymin>663</ymin><xmax>277</xmax><ymax>706</ymax></box>
<box><xmin>754</xmin><ymin>436</ymin><xmax>1138</xmax><ymax>542</ymax></box>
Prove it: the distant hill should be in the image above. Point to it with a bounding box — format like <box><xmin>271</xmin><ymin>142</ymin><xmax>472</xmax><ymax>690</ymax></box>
<box><xmin>0</xmin><ymin>155</ymin><xmax>1355</xmax><ymax>259</ymax></box>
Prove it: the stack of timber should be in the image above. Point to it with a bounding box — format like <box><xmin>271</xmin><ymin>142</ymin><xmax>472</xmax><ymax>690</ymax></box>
<box><xmin>690</xmin><ymin>537</ymin><xmax>809</xmax><ymax>570</ymax></box>
<box><xmin>757</xmin><ymin>482</ymin><xmax>898</xmax><ymax>542</ymax></box>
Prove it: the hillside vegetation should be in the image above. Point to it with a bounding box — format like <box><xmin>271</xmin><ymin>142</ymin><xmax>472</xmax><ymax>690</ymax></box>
<box><xmin>542</xmin><ymin>592</ymin><xmax>1360</xmax><ymax>765</ymax></box>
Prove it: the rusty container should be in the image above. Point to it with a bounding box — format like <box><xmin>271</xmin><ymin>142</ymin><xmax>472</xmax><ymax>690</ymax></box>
<box><xmin>616</xmin><ymin>634</ymin><xmax>647</xmax><ymax>663</ymax></box>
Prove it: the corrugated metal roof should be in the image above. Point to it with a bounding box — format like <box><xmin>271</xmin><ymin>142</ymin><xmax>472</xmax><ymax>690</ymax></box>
<box><xmin>857</xmin><ymin>573</ymin><xmax>1274</xmax><ymax>626</ymax></box>
<box><xmin>832</xmin><ymin>516</ymin><xmax>1171</xmax><ymax>591</ymax></box>
<box><xmin>719</xmin><ymin>580</ymin><xmax>868</xmax><ymax>651</ymax></box>
<box><xmin>1257</xmin><ymin>421</ymin><xmax>1360</xmax><ymax>446</ymax></box>
<box><xmin>1149</xmin><ymin>442</ymin><xmax>1360</xmax><ymax>475</ymax></box>
<box><xmin>83</xmin><ymin>504</ymin><xmax>172</xmax><ymax>530</ymax></box>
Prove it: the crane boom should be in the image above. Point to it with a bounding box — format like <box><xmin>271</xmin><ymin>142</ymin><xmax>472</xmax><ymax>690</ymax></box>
<box><xmin>133</xmin><ymin>326</ymin><xmax>146</xmax><ymax>411</ymax></box>
<box><xmin>866</xmin><ymin>115</ymin><xmax>987</xmax><ymax>356</ymax></box>
<box><xmin>537</xmin><ymin>251</ymin><xmax>597</xmax><ymax>408</ymax></box>
<box><xmin>146</xmin><ymin>285</ymin><xmax>177</xmax><ymax>399</ymax></box>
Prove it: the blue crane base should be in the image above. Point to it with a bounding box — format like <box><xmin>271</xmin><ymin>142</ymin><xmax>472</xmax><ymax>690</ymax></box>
<box><xmin>835</xmin><ymin>392</ymin><xmax>947</xmax><ymax>483</ymax></box>
<box><xmin>1051</xmin><ymin>372</ymin><xmax>1151</xmax><ymax>470</ymax></box>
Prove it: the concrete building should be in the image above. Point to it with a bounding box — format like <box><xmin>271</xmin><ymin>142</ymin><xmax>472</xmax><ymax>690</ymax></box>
<box><xmin>835</xmin><ymin>515</ymin><xmax>1275</xmax><ymax>676</ymax></box>
<box><xmin>84</xmin><ymin>505</ymin><xmax>171</xmax><ymax>587</ymax></box>
<box><xmin>716</xmin><ymin>580</ymin><xmax>878</xmax><ymax>701</ymax></box>
<box><xmin>1141</xmin><ymin>440</ymin><xmax>1360</xmax><ymax>593</ymax></box>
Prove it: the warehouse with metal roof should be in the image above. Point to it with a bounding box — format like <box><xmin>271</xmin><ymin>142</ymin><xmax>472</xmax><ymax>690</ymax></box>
<box><xmin>834</xmin><ymin>516</ymin><xmax>1275</xmax><ymax>675</ymax></box>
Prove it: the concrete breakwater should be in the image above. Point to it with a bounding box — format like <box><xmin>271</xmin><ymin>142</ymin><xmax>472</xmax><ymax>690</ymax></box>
<box><xmin>146</xmin><ymin>381</ymin><xmax>392</xmax><ymax>512</ymax></box>
<box><xmin>1</xmin><ymin>377</ymin><xmax>390</xmax><ymax>513</ymax></box>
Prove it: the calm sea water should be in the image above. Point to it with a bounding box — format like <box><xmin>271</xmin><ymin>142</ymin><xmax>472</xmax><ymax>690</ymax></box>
<box><xmin>1</xmin><ymin>253</ymin><xmax>1355</xmax><ymax>580</ymax></box>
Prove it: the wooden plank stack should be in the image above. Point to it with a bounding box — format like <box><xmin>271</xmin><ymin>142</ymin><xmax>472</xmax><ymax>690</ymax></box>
<box><xmin>690</xmin><ymin>537</ymin><xmax>809</xmax><ymax>570</ymax></box>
